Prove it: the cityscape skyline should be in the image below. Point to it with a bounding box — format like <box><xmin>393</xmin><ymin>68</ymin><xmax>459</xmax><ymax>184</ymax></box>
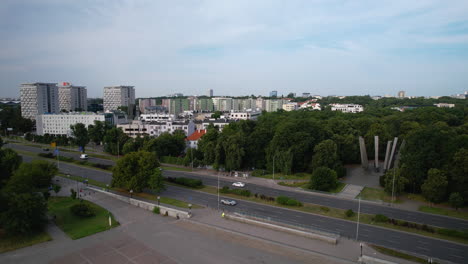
<box><xmin>1</xmin><ymin>1</ymin><xmax>468</xmax><ymax>98</ymax></box>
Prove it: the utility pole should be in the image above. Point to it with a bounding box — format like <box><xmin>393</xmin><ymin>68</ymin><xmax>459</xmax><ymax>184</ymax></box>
<box><xmin>117</xmin><ymin>140</ymin><xmax>119</xmax><ymax>159</ymax></box>
<box><xmin>191</xmin><ymin>148</ymin><xmax>193</xmax><ymax>171</ymax></box>
<box><xmin>272</xmin><ymin>153</ymin><xmax>276</xmax><ymax>181</ymax></box>
<box><xmin>217</xmin><ymin>172</ymin><xmax>220</xmax><ymax>211</ymax></box>
<box><xmin>356</xmin><ymin>196</ymin><xmax>361</xmax><ymax>241</ymax></box>
<box><xmin>391</xmin><ymin>168</ymin><xmax>396</xmax><ymax>206</ymax></box>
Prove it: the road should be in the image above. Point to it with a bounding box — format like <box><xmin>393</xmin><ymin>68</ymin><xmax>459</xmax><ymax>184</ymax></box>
<box><xmin>9</xmin><ymin>142</ymin><xmax>468</xmax><ymax>231</ymax></box>
<box><xmin>17</xmin><ymin>153</ymin><xmax>468</xmax><ymax>263</ymax></box>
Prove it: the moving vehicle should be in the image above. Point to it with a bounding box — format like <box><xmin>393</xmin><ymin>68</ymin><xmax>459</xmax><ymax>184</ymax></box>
<box><xmin>80</xmin><ymin>154</ymin><xmax>89</xmax><ymax>160</ymax></box>
<box><xmin>232</xmin><ymin>182</ymin><xmax>245</xmax><ymax>187</ymax></box>
<box><xmin>220</xmin><ymin>199</ymin><xmax>237</xmax><ymax>206</ymax></box>
<box><xmin>42</xmin><ymin>147</ymin><xmax>49</xmax><ymax>151</ymax></box>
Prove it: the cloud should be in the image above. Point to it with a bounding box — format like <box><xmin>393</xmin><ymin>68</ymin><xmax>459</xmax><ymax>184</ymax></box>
<box><xmin>0</xmin><ymin>0</ymin><xmax>467</xmax><ymax>97</ymax></box>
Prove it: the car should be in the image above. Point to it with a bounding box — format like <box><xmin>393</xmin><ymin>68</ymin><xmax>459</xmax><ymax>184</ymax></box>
<box><xmin>220</xmin><ymin>199</ymin><xmax>237</xmax><ymax>206</ymax></box>
<box><xmin>232</xmin><ymin>182</ymin><xmax>245</xmax><ymax>187</ymax></box>
<box><xmin>80</xmin><ymin>154</ymin><xmax>89</xmax><ymax>160</ymax></box>
<box><xmin>42</xmin><ymin>148</ymin><xmax>49</xmax><ymax>151</ymax></box>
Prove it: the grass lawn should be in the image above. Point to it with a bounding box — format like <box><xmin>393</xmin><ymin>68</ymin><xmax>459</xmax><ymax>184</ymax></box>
<box><xmin>329</xmin><ymin>182</ymin><xmax>346</xmax><ymax>193</ymax></box>
<box><xmin>112</xmin><ymin>187</ymin><xmax>203</xmax><ymax>209</ymax></box>
<box><xmin>370</xmin><ymin>245</ymin><xmax>427</xmax><ymax>264</ymax></box>
<box><xmin>59</xmin><ymin>174</ymin><xmax>108</xmax><ymax>189</ymax></box>
<box><xmin>48</xmin><ymin>197</ymin><xmax>119</xmax><ymax>240</ymax></box>
<box><xmin>357</xmin><ymin>187</ymin><xmax>402</xmax><ymax>203</ymax></box>
<box><xmin>0</xmin><ymin>231</ymin><xmax>52</xmax><ymax>253</ymax></box>
<box><xmin>419</xmin><ymin>206</ymin><xmax>468</xmax><ymax>221</ymax></box>
<box><xmin>161</xmin><ymin>165</ymin><xmax>192</xmax><ymax>172</ymax></box>
<box><xmin>278</xmin><ymin>181</ymin><xmax>308</xmax><ymax>188</ymax></box>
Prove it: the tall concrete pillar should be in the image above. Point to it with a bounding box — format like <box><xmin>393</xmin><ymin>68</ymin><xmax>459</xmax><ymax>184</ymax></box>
<box><xmin>374</xmin><ymin>136</ymin><xmax>379</xmax><ymax>170</ymax></box>
<box><xmin>393</xmin><ymin>139</ymin><xmax>405</xmax><ymax>169</ymax></box>
<box><xmin>359</xmin><ymin>136</ymin><xmax>368</xmax><ymax>169</ymax></box>
<box><xmin>383</xmin><ymin>141</ymin><xmax>392</xmax><ymax>172</ymax></box>
<box><xmin>387</xmin><ymin>137</ymin><xmax>398</xmax><ymax>170</ymax></box>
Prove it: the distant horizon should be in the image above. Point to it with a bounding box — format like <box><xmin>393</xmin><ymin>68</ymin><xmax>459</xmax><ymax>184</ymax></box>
<box><xmin>1</xmin><ymin>1</ymin><xmax>467</xmax><ymax>98</ymax></box>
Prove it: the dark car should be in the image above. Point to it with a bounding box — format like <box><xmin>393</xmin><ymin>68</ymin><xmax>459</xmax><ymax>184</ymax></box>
<box><xmin>42</xmin><ymin>148</ymin><xmax>49</xmax><ymax>151</ymax></box>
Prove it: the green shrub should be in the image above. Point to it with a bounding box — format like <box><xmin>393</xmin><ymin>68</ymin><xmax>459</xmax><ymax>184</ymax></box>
<box><xmin>276</xmin><ymin>196</ymin><xmax>302</xmax><ymax>207</ymax></box>
<box><xmin>153</xmin><ymin>207</ymin><xmax>160</xmax><ymax>214</ymax></box>
<box><xmin>320</xmin><ymin>206</ymin><xmax>330</xmax><ymax>212</ymax></box>
<box><xmin>252</xmin><ymin>170</ymin><xmax>264</xmax><ymax>177</ymax></box>
<box><xmin>220</xmin><ymin>186</ymin><xmax>229</xmax><ymax>193</ymax></box>
<box><xmin>70</xmin><ymin>202</ymin><xmax>95</xmax><ymax>217</ymax></box>
<box><xmin>70</xmin><ymin>188</ymin><xmax>77</xmax><ymax>199</ymax></box>
<box><xmin>379</xmin><ymin>175</ymin><xmax>386</xmax><ymax>187</ymax></box>
<box><xmin>373</xmin><ymin>214</ymin><xmax>388</xmax><ymax>223</ymax></box>
<box><xmin>166</xmin><ymin>177</ymin><xmax>203</xmax><ymax>188</ymax></box>
<box><xmin>220</xmin><ymin>186</ymin><xmax>251</xmax><ymax>197</ymax></box>
<box><xmin>345</xmin><ymin>209</ymin><xmax>354</xmax><ymax>217</ymax></box>
<box><xmin>38</xmin><ymin>153</ymin><xmax>54</xmax><ymax>158</ymax></box>
<box><xmin>437</xmin><ymin>228</ymin><xmax>468</xmax><ymax>239</ymax></box>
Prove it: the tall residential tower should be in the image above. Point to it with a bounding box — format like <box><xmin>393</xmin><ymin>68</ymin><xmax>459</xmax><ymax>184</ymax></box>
<box><xmin>103</xmin><ymin>86</ymin><xmax>135</xmax><ymax>112</ymax></box>
<box><xmin>20</xmin><ymin>82</ymin><xmax>59</xmax><ymax>120</ymax></box>
<box><xmin>58</xmin><ymin>82</ymin><xmax>87</xmax><ymax>112</ymax></box>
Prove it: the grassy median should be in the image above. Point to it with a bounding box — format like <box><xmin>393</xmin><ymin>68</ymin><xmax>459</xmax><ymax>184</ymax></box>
<box><xmin>0</xmin><ymin>231</ymin><xmax>52</xmax><ymax>253</ymax></box>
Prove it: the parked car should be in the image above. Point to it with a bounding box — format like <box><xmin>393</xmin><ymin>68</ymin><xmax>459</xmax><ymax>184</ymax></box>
<box><xmin>80</xmin><ymin>154</ymin><xmax>89</xmax><ymax>160</ymax></box>
<box><xmin>232</xmin><ymin>182</ymin><xmax>245</xmax><ymax>187</ymax></box>
<box><xmin>42</xmin><ymin>147</ymin><xmax>49</xmax><ymax>151</ymax></box>
<box><xmin>220</xmin><ymin>199</ymin><xmax>237</xmax><ymax>206</ymax></box>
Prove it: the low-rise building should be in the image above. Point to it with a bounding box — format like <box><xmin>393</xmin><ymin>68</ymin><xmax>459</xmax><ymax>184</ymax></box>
<box><xmin>228</xmin><ymin>109</ymin><xmax>261</xmax><ymax>120</ymax></box>
<box><xmin>434</xmin><ymin>103</ymin><xmax>455</xmax><ymax>108</ymax></box>
<box><xmin>36</xmin><ymin>112</ymin><xmax>105</xmax><ymax>136</ymax></box>
<box><xmin>186</xmin><ymin>129</ymin><xmax>206</xmax><ymax>149</ymax></box>
<box><xmin>117</xmin><ymin>120</ymin><xmax>195</xmax><ymax>138</ymax></box>
<box><xmin>330</xmin><ymin>104</ymin><xmax>363</xmax><ymax>113</ymax></box>
<box><xmin>282</xmin><ymin>102</ymin><xmax>298</xmax><ymax>111</ymax></box>
<box><xmin>299</xmin><ymin>101</ymin><xmax>321</xmax><ymax>110</ymax></box>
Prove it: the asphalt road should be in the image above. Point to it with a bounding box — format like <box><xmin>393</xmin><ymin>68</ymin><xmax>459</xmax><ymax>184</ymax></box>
<box><xmin>9</xmin><ymin>143</ymin><xmax>468</xmax><ymax>230</ymax></box>
<box><xmin>16</xmin><ymin>154</ymin><xmax>468</xmax><ymax>263</ymax></box>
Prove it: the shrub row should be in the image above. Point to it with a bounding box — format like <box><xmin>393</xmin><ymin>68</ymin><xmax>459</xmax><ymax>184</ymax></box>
<box><xmin>437</xmin><ymin>228</ymin><xmax>468</xmax><ymax>239</ymax></box>
<box><xmin>276</xmin><ymin>196</ymin><xmax>303</xmax><ymax>207</ymax></box>
<box><xmin>38</xmin><ymin>153</ymin><xmax>112</xmax><ymax>170</ymax></box>
<box><xmin>378</xmin><ymin>217</ymin><xmax>436</xmax><ymax>233</ymax></box>
<box><xmin>345</xmin><ymin>209</ymin><xmax>355</xmax><ymax>217</ymax></box>
<box><xmin>38</xmin><ymin>152</ymin><xmax>74</xmax><ymax>162</ymax></box>
<box><xmin>220</xmin><ymin>186</ymin><xmax>251</xmax><ymax>197</ymax></box>
<box><xmin>166</xmin><ymin>177</ymin><xmax>203</xmax><ymax>188</ymax></box>
<box><xmin>254</xmin><ymin>193</ymin><xmax>275</xmax><ymax>202</ymax></box>
<box><xmin>161</xmin><ymin>156</ymin><xmax>185</xmax><ymax>166</ymax></box>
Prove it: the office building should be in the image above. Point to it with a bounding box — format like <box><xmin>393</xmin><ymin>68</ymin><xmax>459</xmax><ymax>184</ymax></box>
<box><xmin>103</xmin><ymin>86</ymin><xmax>135</xmax><ymax>112</ymax></box>
<box><xmin>36</xmin><ymin>112</ymin><xmax>105</xmax><ymax>136</ymax></box>
<box><xmin>398</xmin><ymin>91</ymin><xmax>406</xmax><ymax>98</ymax></box>
<box><xmin>208</xmin><ymin>89</ymin><xmax>213</xmax><ymax>97</ymax></box>
<box><xmin>138</xmin><ymin>98</ymin><xmax>157</xmax><ymax>114</ymax></box>
<box><xmin>20</xmin><ymin>82</ymin><xmax>59</xmax><ymax>120</ymax></box>
<box><xmin>58</xmin><ymin>82</ymin><xmax>87</xmax><ymax>112</ymax></box>
<box><xmin>269</xmin><ymin>90</ymin><xmax>278</xmax><ymax>97</ymax></box>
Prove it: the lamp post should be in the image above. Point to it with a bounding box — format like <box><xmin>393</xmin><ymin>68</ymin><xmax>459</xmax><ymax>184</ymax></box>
<box><xmin>130</xmin><ymin>189</ymin><xmax>133</xmax><ymax>198</ymax></box>
<box><xmin>272</xmin><ymin>152</ymin><xmax>278</xmax><ymax>181</ymax></box>
<box><xmin>217</xmin><ymin>172</ymin><xmax>220</xmax><ymax>211</ymax></box>
<box><xmin>391</xmin><ymin>168</ymin><xmax>396</xmax><ymax>206</ymax></box>
<box><xmin>356</xmin><ymin>196</ymin><xmax>361</xmax><ymax>241</ymax></box>
<box><xmin>106</xmin><ymin>184</ymin><xmax>109</xmax><ymax>192</ymax></box>
<box><xmin>188</xmin><ymin>203</ymin><xmax>192</xmax><ymax>215</ymax></box>
<box><xmin>157</xmin><ymin>196</ymin><xmax>160</xmax><ymax>206</ymax></box>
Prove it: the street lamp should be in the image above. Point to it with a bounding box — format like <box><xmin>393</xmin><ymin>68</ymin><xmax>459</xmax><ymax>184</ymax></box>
<box><xmin>157</xmin><ymin>196</ymin><xmax>160</xmax><ymax>206</ymax></box>
<box><xmin>106</xmin><ymin>184</ymin><xmax>109</xmax><ymax>192</ymax></box>
<box><xmin>130</xmin><ymin>189</ymin><xmax>133</xmax><ymax>198</ymax></box>
<box><xmin>188</xmin><ymin>203</ymin><xmax>192</xmax><ymax>215</ymax></box>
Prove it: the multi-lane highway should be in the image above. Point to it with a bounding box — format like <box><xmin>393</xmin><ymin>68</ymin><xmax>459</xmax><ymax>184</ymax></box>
<box><xmin>8</xmin><ymin>142</ymin><xmax>468</xmax><ymax>231</ymax></box>
<box><xmin>17</xmin><ymin>153</ymin><xmax>468</xmax><ymax>263</ymax></box>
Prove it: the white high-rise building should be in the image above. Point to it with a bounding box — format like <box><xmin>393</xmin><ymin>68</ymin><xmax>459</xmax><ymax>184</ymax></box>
<box><xmin>20</xmin><ymin>82</ymin><xmax>59</xmax><ymax>120</ymax></box>
<box><xmin>58</xmin><ymin>82</ymin><xmax>87</xmax><ymax>112</ymax></box>
<box><xmin>36</xmin><ymin>112</ymin><xmax>105</xmax><ymax>136</ymax></box>
<box><xmin>103</xmin><ymin>86</ymin><xmax>135</xmax><ymax>112</ymax></box>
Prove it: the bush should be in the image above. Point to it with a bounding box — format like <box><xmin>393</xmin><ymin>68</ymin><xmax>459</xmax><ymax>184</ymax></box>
<box><xmin>38</xmin><ymin>153</ymin><xmax>54</xmax><ymax>158</ymax></box>
<box><xmin>320</xmin><ymin>206</ymin><xmax>330</xmax><ymax>212</ymax></box>
<box><xmin>220</xmin><ymin>186</ymin><xmax>229</xmax><ymax>193</ymax></box>
<box><xmin>70</xmin><ymin>202</ymin><xmax>95</xmax><ymax>217</ymax></box>
<box><xmin>166</xmin><ymin>177</ymin><xmax>203</xmax><ymax>188</ymax></box>
<box><xmin>252</xmin><ymin>170</ymin><xmax>264</xmax><ymax>177</ymax></box>
<box><xmin>373</xmin><ymin>214</ymin><xmax>388</xmax><ymax>223</ymax></box>
<box><xmin>92</xmin><ymin>163</ymin><xmax>112</xmax><ymax>170</ymax></box>
<box><xmin>153</xmin><ymin>207</ymin><xmax>160</xmax><ymax>214</ymax></box>
<box><xmin>276</xmin><ymin>196</ymin><xmax>302</xmax><ymax>207</ymax></box>
<box><xmin>379</xmin><ymin>175</ymin><xmax>386</xmax><ymax>187</ymax></box>
<box><xmin>70</xmin><ymin>188</ymin><xmax>77</xmax><ymax>199</ymax></box>
<box><xmin>220</xmin><ymin>186</ymin><xmax>251</xmax><ymax>197</ymax></box>
<box><xmin>437</xmin><ymin>229</ymin><xmax>468</xmax><ymax>239</ymax></box>
<box><xmin>345</xmin><ymin>209</ymin><xmax>354</xmax><ymax>217</ymax></box>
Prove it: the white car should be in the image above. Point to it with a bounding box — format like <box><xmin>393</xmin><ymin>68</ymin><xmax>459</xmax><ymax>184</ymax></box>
<box><xmin>220</xmin><ymin>199</ymin><xmax>237</xmax><ymax>206</ymax></box>
<box><xmin>232</xmin><ymin>182</ymin><xmax>245</xmax><ymax>187</ymax></box>
<box><xmin>80</xmin><ymin>154</ymin><xmax>89</xmax><ymax>160</ymax></box>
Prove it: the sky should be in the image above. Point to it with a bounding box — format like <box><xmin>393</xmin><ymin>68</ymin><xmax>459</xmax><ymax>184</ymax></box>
<box><xmin>1</xmin><ymin>0</ymin><xmax>468</xmax><ymax>98</ymax></box>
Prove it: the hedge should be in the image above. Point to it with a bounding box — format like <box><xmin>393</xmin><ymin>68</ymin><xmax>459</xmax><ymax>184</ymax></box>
<box><xmin>166</xmin><ymin>177</ymin><xmax>203</xmax><ymax>188</ymax></box>
<box><xmin>276</xmin><ymin>196</ymin><xmax>302</xmax><ymax>207</ymax></box>
<box><xmin>220</xmin><ymin>186</ymin><xmax>251</xmax><ymax>197</ymax></box>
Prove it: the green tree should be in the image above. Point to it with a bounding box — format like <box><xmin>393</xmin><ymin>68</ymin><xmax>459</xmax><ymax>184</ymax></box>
<box><xmin>143</xmin><ymin>131</ymin><xmax>185</xmax><ymax>157</ymax></box>
<box><xmin>211</xmin><ymin>111</ymin><xmax>222</xmax><ymax>119</ymax></box>
<box><xmin>421</xmin><ymin>168</ymin><xmax>448</xmax><ymax>204</ymax></box>
<box><xmin>148</xmin><ymin>168</ymin><xmax>165</xmax><ymax>193</ymax></box>
<box><xmin>88</xmin><ymin>120</ymin><xmax>108</xmax><ymax>145</ymax></box>
<box><xmin>112</xmin><ymin>151</ymin><xmax>160</xmax><ymax>192</ymax></box>
<box><xmin>311</xmin><ymin>139</ymin><xmax>339</xmax><ymax>170</ymax></box>
<box><xmin>449</xmin><ymin>192</ymin><xmax>464</xmax><ymax>211</ymax></box>
<box><xmin>5</xmin><ymin>161</ymin><xmax>57</xmax><ymax>193</ymax></box>
<box><xmin>103</xmin><ymin>127</ymin><xmax>129</xmax><ymax>155</ymax></box>
<box><xmin>70</xmin><ymin>123</ymin><xmax>89</xmax><ymax>153</ymax></box>
<box><xmin>0</xmin><ymin>147</ymin><xmax>22</xmax><ymax>188</ymax></box>
<box><xmin>53</xmin><ymin>184</ymin><xmax>61</xmax><ymax>196</ymax></box>
<box><xmin>0</xmin><ymin>192</ymin><xmax>48</xmax><ymax>235</ymax></box>
<box><xmin>383</xmin><ymin>168</ymin><xmax>407</xmax><ymax>196</ymax></box>
<box><xmin>309</xmin><ymin>167</ymin><xmax>338</xmax><ymax>191</ymax></box>
<box><xmin>450</xmin><ymin>148</ymin><xmax>468</xmax><ymax>203</ymax></box>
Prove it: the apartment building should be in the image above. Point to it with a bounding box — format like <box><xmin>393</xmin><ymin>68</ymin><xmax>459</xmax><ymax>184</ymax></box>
<box><xmin>58</xmin><ymin>82</ymin><xmax>87</xmax><ymax>112</ymax></box>
<box><xmin>36</xmin><ymin>112</ymin><xmax>105</xmax><ymax>136</ymax></box>
<box><xmin>103</xmin><ymin>86</ymin><xmax>135</xmax><ymax>112</ymax></box>
<box><xmin>20</xmin><ymin>82</ymin><xmax>59</xmax><ymax>120</ymax></box>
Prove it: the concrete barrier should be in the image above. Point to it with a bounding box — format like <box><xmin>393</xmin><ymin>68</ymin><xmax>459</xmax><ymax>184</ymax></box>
<box><xmin>87</xmin><ymin>186</ymin><xmax>191</xmax><ymax>219</ymax></box>
<box><xmin>358</xmin><ymin>255</ymin><xmax>397</xmax><ymax>264</ymax></box>
<box><xmin>224</xmin><ymin>213</ymin><xmax>338</xmax><ymax>245</ymax></box>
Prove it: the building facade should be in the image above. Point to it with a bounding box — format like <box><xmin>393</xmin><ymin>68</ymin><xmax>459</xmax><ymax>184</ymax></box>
<box><xmin>20</xmin><ymin>82</ymin><xmax>60</xmax><ymax>120</ymax></box>
<box><xmin>228</xmin><ymin>110</ymin><xmax>261</xmax><ymax>120</ymax></box>
<box><xmin>330</xmin><ymin>104</ymin><xmax>364</xmax><ymax>113</ymax></box>
<box><xmin>398</xmin><ymin>91</ymin><xmax>406</xmax><ymax>98</ymax></box>
<box><xmin>36</xmin><ymin>112</ymin><xmax>105</xmax><ymax>136</ymax></box>
<box><xmin>269</xmin><ymin>91</ymin><xmax>278</xmax><ymax>97</ymax></box>
<box><xmin>103</xmin><ymin>86</ymin><xmax>135</xmax><ymax>112</ymax></box>
<box><xmin>117</xmin><ymin>120</ymin><xmax>195</xmax><ymax>138</ymax></box>
<box><xmin>58</xmin><ymin>82</ymin><xmax>87</xmax><ymax>112</ymax></box>
<box><xmin>282</xmin><ymin>102</ymin><xmax>298</xmax><ymax>111</ymax></box>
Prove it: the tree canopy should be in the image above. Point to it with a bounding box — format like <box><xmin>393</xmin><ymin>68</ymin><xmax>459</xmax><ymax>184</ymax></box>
<box><xmin>112</xmin><ymin>151</ymin><xmax>161</xmax><ymax>192</ymax></box>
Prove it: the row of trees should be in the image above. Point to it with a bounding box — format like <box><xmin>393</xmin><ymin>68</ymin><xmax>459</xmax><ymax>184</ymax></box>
<box><xmin>0</xmin><ymin>137</ymin><xmax>57</xmax><ymax>235</ymax></box>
